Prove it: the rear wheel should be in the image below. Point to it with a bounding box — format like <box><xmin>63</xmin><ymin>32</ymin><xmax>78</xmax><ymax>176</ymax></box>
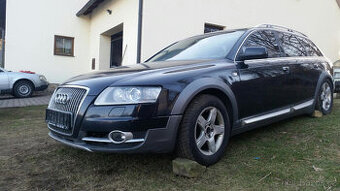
<box><xmin>13</xmin><ymin>81</ymin><xmax>34</xmax><ymax>98</ymax></box>
<box><xmin>176</xmin><ymin>94</ymin><xmax>230</xmax><ymax>166</ymax></box>
<box><xmin>316</xmin><ymin>80</ymin><xmax>333</xmax><ymax>115</ymax></box>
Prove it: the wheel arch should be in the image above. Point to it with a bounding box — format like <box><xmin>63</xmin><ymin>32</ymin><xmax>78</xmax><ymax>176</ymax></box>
<box><xmin>171</xmin><ymin>78</ymin><xmax>239</xmax><ymax>125</ymax></box>
<box><xmin>313</xmin><ymin>72</ymin><xmax>334</xmax><ymax>107</ymax></box>
<box><xmin>12</xmin><ymin>78</ymin><xmax>35</xmax><ymax>91</ymax></box>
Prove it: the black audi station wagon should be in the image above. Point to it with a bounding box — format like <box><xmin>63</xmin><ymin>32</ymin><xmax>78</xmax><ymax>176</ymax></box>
<box><xmin>46</xmin><ymin>24</ymin><xmax>334</xmax><ymax>165</ymax></box>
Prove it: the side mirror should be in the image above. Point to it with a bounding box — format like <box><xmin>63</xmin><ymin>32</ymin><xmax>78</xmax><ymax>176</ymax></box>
<box><xmin>238</xmin><ymin>47</ymin><xmax>268</xmax><ymax>61</ymax></box>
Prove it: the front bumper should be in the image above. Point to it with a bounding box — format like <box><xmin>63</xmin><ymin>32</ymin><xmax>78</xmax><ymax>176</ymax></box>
<box><xmin>49</xmin><ymin>115</ymin><xmax>182</xmax><ymax>153</ymax></box>
<box><xmin>35</xmin><ymin>81</ymin><xmax>49</xmax><ymax>91</ymax></box>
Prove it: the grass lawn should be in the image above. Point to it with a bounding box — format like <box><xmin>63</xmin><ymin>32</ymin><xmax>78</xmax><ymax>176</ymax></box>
<box><xmin>0</xmin><ymin>100</ymin><xmax>339</xmax><ymax>191</ymax></box>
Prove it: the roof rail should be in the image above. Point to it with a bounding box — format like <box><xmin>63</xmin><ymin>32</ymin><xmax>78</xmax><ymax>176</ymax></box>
<box><xmin>255</xmin><ymin>24</ymin><xmax>307</xmax><ymax>37</ymax></box>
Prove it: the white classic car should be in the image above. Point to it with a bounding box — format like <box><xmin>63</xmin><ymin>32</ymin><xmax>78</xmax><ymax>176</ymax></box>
<box><xmin>0</xmin><ymin>67</ymin><xmax>49</xmax><ymax>98</ymax></box>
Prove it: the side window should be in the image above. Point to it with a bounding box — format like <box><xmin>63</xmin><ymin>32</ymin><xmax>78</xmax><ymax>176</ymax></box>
<box><xmin>296</xmin><ymin>37</ymin><xmax>322</xmax><ymax>57</ymax></box>
<box><xmin>241</xmin><ymin>30</ymin><xmax>281</xmax><ymax>58</ymax></box>
<box><xmin>278</xmin><ymin>32</ymin><xmax>307</xmax><ymax>57</ymax></box>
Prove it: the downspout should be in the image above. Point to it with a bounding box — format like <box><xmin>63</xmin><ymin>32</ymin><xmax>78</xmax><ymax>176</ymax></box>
<box><xmin>0</xmin><ymin>28</ymin><xmax>4</xmax><ymax>68</ymax></box>
<box><xmin>136</xmin><ymin>0</ymin><xmax>143</xmax><ymax>63</ymax></box>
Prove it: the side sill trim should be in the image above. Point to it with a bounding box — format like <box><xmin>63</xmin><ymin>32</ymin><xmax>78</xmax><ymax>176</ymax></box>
<box><xmin>292</xmin><ymin>99</ymin><xmax>314</xmax><ymax>111</ymax></box>
<box><xmin>49</xmin><ymin>132</ymin><xmax>93</xmax><ymax>152</ymax></box>
<box><xmin>243</xmin><ymin>108</ymin><xmax>291</xmax><ymax>125</ymax></box>
<box><xmin>242</xmin><ymin>99</ymin><xmax>314</xmax><ymax>125</ymax></box>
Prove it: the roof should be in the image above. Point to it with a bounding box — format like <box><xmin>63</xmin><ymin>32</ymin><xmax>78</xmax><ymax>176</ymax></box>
<box><xmin>76</xmin><ymin>0</ymin><xmax>106</xmax><ymax>16</ymax></box>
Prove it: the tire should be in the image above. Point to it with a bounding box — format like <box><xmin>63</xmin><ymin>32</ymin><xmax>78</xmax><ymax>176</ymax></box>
<box><xmin>315</xmin><ymin>79</ymin><xmax>333</xmax><ymax>115</ymax></box>
<box><xmin>176</xmin><ymin>94</ymin><xmax>231</xmax><ymax>166</ymax></box>
<box><xmin>13</xmin><ymin>80</ymin><xmax>34</xmax><ymax>98</ymax></box>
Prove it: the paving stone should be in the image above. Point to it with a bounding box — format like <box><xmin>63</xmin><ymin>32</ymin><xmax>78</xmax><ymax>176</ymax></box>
<box><xmin>172</xmin><ymin>158</ymin><xmax>206</xmax><ymax>178</ymax></box>
<box><xmin>311</xmin><ymin>110</ymin><xmax>323</xmax><ymax>118</ymax></box>
<box><xmin>0</xmin><ymin>95</ymin><xmax>51</xmax><ymax>108</ymax></box>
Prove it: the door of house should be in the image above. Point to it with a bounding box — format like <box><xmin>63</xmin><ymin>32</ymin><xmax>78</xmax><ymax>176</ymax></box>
<box><xmin>110</xmin><ymin>31</ymin><xmax>123</xmax><ymax>68</ymax></box>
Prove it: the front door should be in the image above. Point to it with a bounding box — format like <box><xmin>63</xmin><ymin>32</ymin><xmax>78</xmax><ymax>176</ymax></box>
<box><xmin>0</xmin><ymin>69</ymin><xmax>9</xmax><ymax>92</ymax></box>
<box><xmin>234</xmin><ymin>30</ymin><xmax>290</xmax><ymax>119</ymax></box>
<box><xmin>110</xmin><ymin>31</ymin><xmax>123</xmax><ymax>68</ymax></box>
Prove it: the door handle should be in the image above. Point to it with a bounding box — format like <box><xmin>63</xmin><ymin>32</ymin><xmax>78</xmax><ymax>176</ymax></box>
<box><xmin>282</xmin><ymin>66</ymin><xmax>290</xmax><ymax>72</ymax></box>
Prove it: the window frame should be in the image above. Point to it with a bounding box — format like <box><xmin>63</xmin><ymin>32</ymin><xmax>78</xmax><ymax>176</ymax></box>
<box><xmin>54</xmin><ymin>35</ymin><xmax>75</xmax><ymax>57</ymax></box>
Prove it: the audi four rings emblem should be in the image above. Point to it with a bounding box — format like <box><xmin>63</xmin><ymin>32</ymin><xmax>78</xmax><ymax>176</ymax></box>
<box><xmin>55</xmin><ymin>93</ymin><xmax>70</xmax><ymax>105</ymax></box>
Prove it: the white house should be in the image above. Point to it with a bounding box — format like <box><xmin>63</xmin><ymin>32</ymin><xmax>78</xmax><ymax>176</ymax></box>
<box><xmin>3</xmin><ymin>0</ymin><xmax>340</xmax><ymax>83</ymax></box>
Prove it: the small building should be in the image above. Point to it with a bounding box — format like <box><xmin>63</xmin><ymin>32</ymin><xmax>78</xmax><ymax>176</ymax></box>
<box><xmin>3</xmin><ymin>0</ymin><xmax>340</xmax><ymax>83</ymax></box>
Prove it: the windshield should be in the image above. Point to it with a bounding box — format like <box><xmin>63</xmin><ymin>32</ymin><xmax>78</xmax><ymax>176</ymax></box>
<box><xmin>147</xmin><ymin>30</ymin><xmax>245</xmax><ymax>62</ymax></box>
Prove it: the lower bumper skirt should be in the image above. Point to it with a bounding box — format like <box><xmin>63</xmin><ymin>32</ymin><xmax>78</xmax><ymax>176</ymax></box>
<box><xmin>49</xmin><ymin>115</ymin><xmax>182</xmax><ymax>153</ymax></box>
<box><xmin>49</xmin><ymin>132</ymin><xmax>93</xmax><ymax>152</ymax></box>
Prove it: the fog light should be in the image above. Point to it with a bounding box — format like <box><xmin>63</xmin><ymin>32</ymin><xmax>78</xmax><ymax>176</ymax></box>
<box><xmin>108</xmin><ymin>130</ymin><xmax>133</xmax><ymax>144</ymax></box>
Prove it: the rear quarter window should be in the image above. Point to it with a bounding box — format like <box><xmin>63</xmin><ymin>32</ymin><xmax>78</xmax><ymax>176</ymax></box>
<box><xmin>297</xmin><ymin>37</ymin><xmax>323</xmax><ymax>57</ymax></box>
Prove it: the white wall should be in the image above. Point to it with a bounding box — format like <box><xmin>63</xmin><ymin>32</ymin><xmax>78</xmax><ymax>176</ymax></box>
<box><xmin>5</xmin><ymin>0</ymin><xmax>340</xmax><ymax>83</ymax></box>
<box><xmin>142</xmin><ymin>0</ymin><xmax>340</xmax><ymax>63</ymax></box>
<box><xmin>88</xmin><ymin>0</ymin><xmax>139</xmax><ymax>70</ymax></box>
<box><xmin>5</xmin><ymin>0</ymin><xmax>91</xmax><ymax>83</ymax></box>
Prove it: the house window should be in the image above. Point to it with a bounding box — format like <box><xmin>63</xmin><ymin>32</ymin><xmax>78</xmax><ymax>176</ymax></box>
<box><xmin>204</xmin><ymin>23</ymin><xmax>225</xmax><ymax>33</ymax></box>
<box><xmin>54</xmin><ymin>35</ymin><xmax>74</xmax><ymax>56</ymax></box>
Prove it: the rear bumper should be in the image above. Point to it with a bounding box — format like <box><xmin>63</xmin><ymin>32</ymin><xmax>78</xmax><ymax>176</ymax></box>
<box><xmin>335</xmin><ymin>81</ymin><xmax>340</xmax><ymax>93</ymax></box>
<box><xmin>48</xmin><ymin>115</ymin><xmax>182</xmax><ymax>153</ymax></box>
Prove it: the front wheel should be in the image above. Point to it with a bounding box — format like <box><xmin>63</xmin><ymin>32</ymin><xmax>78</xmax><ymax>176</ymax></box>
<box><xmin>176</xmin><ymin>94</ymin><xmax>230</xmax><ymax>166</ymax></box>
<box><xmin>316</xmin><ymin>80</ymin><xmax>333</xmax><ymax>115</ymax></box>
<box><xmin>13</xmin><ymin>81</ymin><xmax>34</xmax><ymax>98</ymax></box>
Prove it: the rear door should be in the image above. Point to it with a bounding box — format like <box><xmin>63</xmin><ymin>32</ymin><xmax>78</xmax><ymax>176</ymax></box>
<box><xmin>234</xmin><ymin>30</ymin><xmax>292</xmax><ymax>119</ymax></box>
<box><xmin>277</xmin><ymin>32</ymin><xmax>321</xmax><ymax>103</ymax></box>
<box><xmin>296</xmin><ymin>36</ymin><xmax>324</xmax><ymax>98</ymax></box>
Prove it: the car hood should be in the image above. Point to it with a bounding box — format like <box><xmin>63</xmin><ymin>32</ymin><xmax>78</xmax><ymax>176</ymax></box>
<box><xmin>64</xmin><ymin>60</ymin><xmax>234</xmax><ymax>95</ymax></box>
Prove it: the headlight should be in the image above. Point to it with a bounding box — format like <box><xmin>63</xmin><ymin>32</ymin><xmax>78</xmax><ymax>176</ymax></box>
<box><xmin>39</xmin><ymin>75</ymin><xmax>47</xmax><ymax>81</ymax></box>
<box><xmin>94</xmin><ymin>87</ymin><xmax>162</xmax><ymax>105</ymax></box>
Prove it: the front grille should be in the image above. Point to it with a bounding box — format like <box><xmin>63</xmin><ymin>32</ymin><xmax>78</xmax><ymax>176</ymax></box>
<box><xmin>47</xmin><ymin>86</ymin><xmax>88</xmax><ymax>135</ymax></box>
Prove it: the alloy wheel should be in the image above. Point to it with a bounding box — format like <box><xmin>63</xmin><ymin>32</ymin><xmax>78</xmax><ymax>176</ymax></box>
<box><xmin>320</xmin><ymin>82</ymin><xmax>332</xmax><ymax>111</ymax></box>
<box><xmin>194</xmin><ymin>107</ymin><xmax>225</xmax><ymax>156</ymax></box>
